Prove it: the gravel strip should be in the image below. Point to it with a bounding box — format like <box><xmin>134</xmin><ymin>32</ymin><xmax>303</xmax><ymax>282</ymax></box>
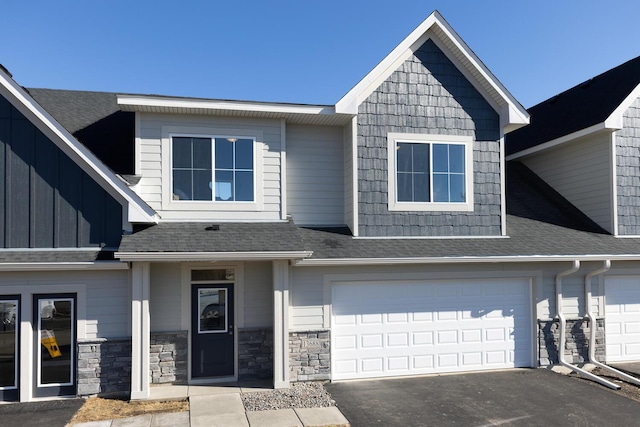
<box><xmin>241</xmin><ymin>382</ymin><xmax>335</xmax><ymax>411</ymax></box>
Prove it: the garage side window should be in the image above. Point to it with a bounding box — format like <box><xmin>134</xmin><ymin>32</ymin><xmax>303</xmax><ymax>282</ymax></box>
<box><xmin>172</xmin><ymin>136</ymin><xmax>255</xmax><ymax>202</ymax></box>
<box><xmin>388</xmin><ymin>133</ymin><xmax>474</xmax><ymax>212</ymax></box>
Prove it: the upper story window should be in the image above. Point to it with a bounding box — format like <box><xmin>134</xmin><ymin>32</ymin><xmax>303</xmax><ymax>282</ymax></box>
<box><xmin>387</xmin><ymin>133</ymin><xmax>474</xmax><ymax>212</ymax></box>
<box><xmin>172</xmin><ymin>137</ymin><xmax>255</xmax><ymax>202</ymax></box>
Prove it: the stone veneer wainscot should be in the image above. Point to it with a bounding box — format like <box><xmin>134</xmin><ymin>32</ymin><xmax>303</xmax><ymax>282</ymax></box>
<box><xmin>538</xmin><ymin>318</ymin><xmax>605</xmax><ymax>366</ymax></box>
<box><xmin>77</xmin><ymin>338</ymin><xmax>131</xmax><ymax>396</ymax></box>
<box><xmin>289</xmin><ymin>330</ymin><xmax>330</xmax><ymax>381</ymax></box>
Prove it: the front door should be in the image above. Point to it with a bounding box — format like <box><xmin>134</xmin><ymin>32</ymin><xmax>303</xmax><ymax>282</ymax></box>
<box><xmin>191</xmin><ymin>283</ymin><xmax>234</xmax><ymax>378</ymax></box>
<box><xmin>0</xmin><ymin>297</ymin><xmax>19</xmax><ymax>401</ymax></box>
<box><xmin>34</xmin><ymin>294</ymin><xmax>76</xmax><ymax>397</ymax></box>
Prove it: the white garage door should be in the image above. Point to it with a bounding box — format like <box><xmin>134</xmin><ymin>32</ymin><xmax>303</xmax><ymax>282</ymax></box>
<box><xmin>605</xmin><ymin>277</ymin><xmax>640</xmax><ymax>362</ymax></box>
<box><xmin>331</xmin><ymin>278</ymin><xmax>532</xmax><ymax>380</ymax></box>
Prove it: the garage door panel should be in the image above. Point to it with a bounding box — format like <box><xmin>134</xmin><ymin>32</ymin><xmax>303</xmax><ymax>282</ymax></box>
<box><xmin>606</xmin><ymin>277</ymin><xmax>640</xmax><ymax>362</ymax></box>
<box><xmin>332</xmin><ymin>278</ymin><xmax>532</xmax><ymax>380</ymax></box>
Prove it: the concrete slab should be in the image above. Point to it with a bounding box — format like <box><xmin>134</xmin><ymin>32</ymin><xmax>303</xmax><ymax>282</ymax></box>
<box><xmin>295</xmin><ymin>407</ymin><xmax>350</xmax><ymax>427</ymax></box>
<box><xmin>246</xmin><ymin>409</ymin><xmax>302</xmax><ymax>427</ymax></box>
<box><xmin>191</xmin><ymin>412</ymin><xmax>249</xmax><ymax>427</ymax></box>
<box><xmin>189</xmin><ymin>393</ymin><xmax>244</xmax><ymax>416</ymax></box>
<box><xmin>70</xmin><ymin>421</ymin><xmax>112</xmax><ymax>427</ymax></box>
<box><xmin>149</xmin><ymin>385</ymin><xmax>188</xmax><ymax>401</ymax></box>
<box><xmin>111</xmin><ymin>414</ymin><xmax>152</xmax><ymax>426</ymax></box>
<box><xmin>188</xmin><ymin>384</ymin><xmax>243</xmax><ymax>396</ymax></box>
<box><xmin>238</xmin><ymin>380</ymin><xmax>273</xmax><ymax>394</ymax></box>
<box><xmin>150</xmin><ymin>411</ymin><xmax>190</xmax><ymax>426</ymax></box>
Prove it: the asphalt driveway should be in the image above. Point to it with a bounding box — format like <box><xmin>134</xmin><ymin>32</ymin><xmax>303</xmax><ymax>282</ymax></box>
<box><xmin>325</xmin><ymin>369</ymin><xmax>640</xmax><ymax>426</ymax></box>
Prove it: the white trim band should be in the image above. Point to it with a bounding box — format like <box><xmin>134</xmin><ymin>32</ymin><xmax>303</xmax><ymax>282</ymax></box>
<box><xmin>115</xmin><ymin>251</ymin><xmax>313</xmax><ymax>262</ymax></box>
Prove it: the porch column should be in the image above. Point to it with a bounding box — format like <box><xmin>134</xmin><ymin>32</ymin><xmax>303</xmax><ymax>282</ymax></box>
<box><xmin>273</xmin><ymin>260</ymin><xmax>290</xmax><ymax>388</ymax></box>
<box><xmin>131</xmin><ymin>262</ymin><xmax>150</xmax><ymax>399</ymax></box>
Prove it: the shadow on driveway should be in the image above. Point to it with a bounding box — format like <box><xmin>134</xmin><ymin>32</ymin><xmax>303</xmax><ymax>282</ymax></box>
<box><xmin>0</xmin><ymin>399</ymin><xmax>84</xmax><ymax>427</ymax></box>
<box><xmin>326</xmin><ymin>369</ymin><xmax>640</xmax><ymax>427</ymax></box>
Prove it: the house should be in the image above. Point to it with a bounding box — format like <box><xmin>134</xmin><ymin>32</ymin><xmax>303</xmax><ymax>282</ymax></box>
<box><xmin>2</xmin><ymin>10</ymin><xmax>640</xmax><ymax>403</ymax></box>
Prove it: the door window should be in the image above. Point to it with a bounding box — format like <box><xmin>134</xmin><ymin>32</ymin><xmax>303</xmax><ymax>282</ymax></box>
<box><xmin>198</xmin><ymin>288</ymin><xmax>227</xmax><ymax>333</ymax></box>
<box><xmin>36</xmin><ymin>297</ymin><xmax>75</xmax><ymax>391</ymax></box>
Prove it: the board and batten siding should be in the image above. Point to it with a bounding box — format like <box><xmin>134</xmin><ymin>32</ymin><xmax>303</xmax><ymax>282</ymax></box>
<box><xmin>286</xmin><ymin>124</ymin><xmax>345</xmax><ymax>226</ymax></box>
<box><xmin>0</xmin><ymin>94</ymin><xmax>123</xmax><ymax>248</ymax></box>
<box><xmin>0</xmin><ymin>269</ymin><xmax>130</xmax><ymax>339</ymax></box>
<box><xmin>137</xmin><ymin>113</ymin><xmax>282</xmax><ymax>221</ymax></box>
<box><xmin>522</xmin><ymin>133</ymin><xmax>613</xmax><ymax>233</ymax></box>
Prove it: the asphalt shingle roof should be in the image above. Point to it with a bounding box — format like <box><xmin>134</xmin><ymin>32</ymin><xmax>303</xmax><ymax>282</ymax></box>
<box><xmin>0</xmin><ymin>250</ymin><xmax>113</xmax><ymax>263</ymax></box>
<box><xmin>506</xmin><ymin>54</ymin><xmax>640</xmax><ymax>156</ymax></box>
<box><xmin>118</xmin><ymin>221</ymin><xmax>306</xmax><ymax>253</ymax></box>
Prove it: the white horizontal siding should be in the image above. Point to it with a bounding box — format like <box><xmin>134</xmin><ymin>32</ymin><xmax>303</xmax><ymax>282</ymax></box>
<box><xmin>150</xmin><ymin>263</ymin><xmax>182</xmax><ymax>332</ymax></box>
<box><xmin>137</xmin><ymin>113</ymin><xmax>282</xmax><ymax>221</ymax></box>
<box><xmin>522</xmin><ymin>134</ymin><xmax>612</xmax><ymax>232</ymax></box>
<box><xmin>0</xmin><ymin>269</ymin><xmax>130</xmax><ymax>339</ymax></box>
<box><xmin>244</xmin><ymin>261</ymin><xmax>273</xmax><ymax>327</ymax></box>
<box><xmin>286</xmin><ymin>124</ymin><xmax>345</xmax><ymax>225</ymax></box>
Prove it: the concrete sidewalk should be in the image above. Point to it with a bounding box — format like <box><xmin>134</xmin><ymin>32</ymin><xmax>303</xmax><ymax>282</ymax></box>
<box><xmin>70</xmin><ymin>383</ymin><xmax>350</xmax><ymax>427</ymax></box>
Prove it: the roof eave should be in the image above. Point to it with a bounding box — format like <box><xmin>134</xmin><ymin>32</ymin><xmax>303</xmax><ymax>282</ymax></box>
<box><xmin>115</xmin><ymin>251</ymin><xmax>313</xmax><ymax>262</ymax></box>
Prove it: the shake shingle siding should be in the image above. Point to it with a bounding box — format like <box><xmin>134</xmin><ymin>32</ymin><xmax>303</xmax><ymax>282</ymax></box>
<box><xmin>617</xmin><ymin>97</ymin><xmax>640</xmax><ymax>235</ymax></box>
<box><xmin>356</xmin><ymin>39</ymin><xmax>501</xmax><ymax>236</ymax></box>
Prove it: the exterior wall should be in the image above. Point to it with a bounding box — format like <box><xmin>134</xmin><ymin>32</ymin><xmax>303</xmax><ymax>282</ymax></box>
<box><xmin>286</xmin><ymin>124</ymin><xmax>345</xmax><ymax>226</ymax></box>
<box><xmin>149</xmin><ymin>263</ymin><xmax>182</xmax><ymax>332</ymax></box>
<box><xmin>0</xmin><ymin>94</ymin><xmax>123</xmax><ymax>248</ymax></box>
<box><xmin>289</xmin><ymin>330</ymin><xmax>330</xmax><ymax>381</ymax></box>
<box><xmin>78</xmin><ymin>338</ymin><xmax>131</xmax><ymax>396</ymax></box>
<box><xmin>136</xmin><ymin>113</ymin><xmax>282</xmax><ymax>221</ymax></box>
<box><xmin>238</xmin><ymin>328</ymin><xmax>273</xmax><ymax>380</ymax></box>
<box><xmin>356</xmin><ymin>39</ymin><xmax>501</xmax><ymax>237</ymax></box>
<box><xmin>149</xmin><ymin>331</ymin><xmax>187</xmax><ymax>384</ymax></box>
<box><xmin>538</xmin><ymin>319</ymin><xmax>605</xmax><ymax>366</ymax></box>
<box><xmin>617</xmin><ymin>97</ymin><xmax>640</xmax><ymax>235</ymax></box>
<box><xmin>244</xmin><ymin>261</ymin><xmax>273</xmax><ymax>327</ymax></box>
<box><xmin>344</xmin><ymin>120</ymin><xmax>354</xmax><ymax>232</ymax></box>
<box><xmin>522</xmin><ymin>133</ymin><xmax>613</xmax><ymax>233</ymax></box>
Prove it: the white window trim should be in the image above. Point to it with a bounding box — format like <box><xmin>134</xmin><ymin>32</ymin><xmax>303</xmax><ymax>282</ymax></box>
<box><xmin>161</xmin><ymin>126</ymin><xmax>264</xmax><ymax>212</ymax></box>
<box><xmin>387</xmin><ymin>132</ymin><xmax>474</xmax><ymax>212</ymax></box>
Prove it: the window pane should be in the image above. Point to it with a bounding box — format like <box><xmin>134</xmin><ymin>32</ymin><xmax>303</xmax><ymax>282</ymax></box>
<box><xmin>433</xmin><ymin>144</ymin><xmax>449</xmax><ymax>173</ymax></box>
<box><xmin>199</xmin><ymin>289</ymin><xmax>226</xmax><ymax>333</ymax></box>
<box><xmin>396</xmin><ymin>143</ymin><xmax>413</xmax><ymax>173</ymax></box>
<box><xmin>39</xmin><ymin>299</ymin><xmax>73</xmax><ymax>385</ymax></box>
<box><xmin>215</xmin><ymin>170</ymin><xmax>234</xmax><ymax>201</ymax></box>
<box><xmin>192</xmin><ymin>138</ymin><xmax>212</xmax><ymax>169</ymax></box>
<box><xmin>235</xmin><ymin>139</ymin><xmax>254</xmax><ymax>170</ymax></box>
<box><xmin>0</xmin><ymin>300</ymin><xmax>17</xmax><ymax>388</ymax></box>
<box><xmin>449</xmin><ymin>144</ymin><xmax>465</xmax><ymax>173</ymax></box>
<box><xmin>235</xmin><ymin>171</ymin><xmax>254</xmax><ymax>201</ymax></box>
<box><xmin>172</xmin><ymin>137</ymin><xmax>192</xmax><ymax>168</ymax></box>
<box><xmin>215</xmin><ymin>138</ymin><xmax>234</xmax><ymax>169</ymax></box>
<box><xmin>414</xmin><ymin>172</ymin><xmax>430</xmax><ymax>202</ymax></box>
<box><xmin>450</xmin><ymin>174</ymin><xmax>466</xmax><ymax>202</ymax></box>
<box><xmin>173</xmin><ymin>170</ymin><xmax>192</xmax><ymax>200</ymax></box>
<box><xmin>433</xmin><ymin>174</ymin><xmax>449</xmax><ymax>202</ymax></box>
<box><xmin>397</xmin><ymin>172</ymin><xmax>412</xmax><ymax>202</ymax></box>
<box><xmin>193</xmin><ymin>170</ymin><xmax>212</xmax><ymax>200</ymax></box>
<box><xmin>412</xmin><ymin>144</ymin><xmax>429</xmax><ymax>173</ymax></box>
<box><xmin>191</xmin><ymin>269</ymin><xmax>232</xmax><ymax>281</ymax></box>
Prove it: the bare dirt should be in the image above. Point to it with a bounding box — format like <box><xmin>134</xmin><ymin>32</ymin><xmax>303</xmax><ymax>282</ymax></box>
<box><xmin>572</xmin><ymin>367</ymin><xmax>640</xmax><ymax>403</ymax></box>
<box><xmin>68</xmin><ymin>396</ymin><xmax>189</xmax><ymax>424</ymax></box>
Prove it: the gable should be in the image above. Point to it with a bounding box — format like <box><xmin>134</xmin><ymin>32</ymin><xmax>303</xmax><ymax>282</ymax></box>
<box><xmin>0</xmin><ymin>94</ymin><xmax>123</xmax><ymax>248</ymax></box>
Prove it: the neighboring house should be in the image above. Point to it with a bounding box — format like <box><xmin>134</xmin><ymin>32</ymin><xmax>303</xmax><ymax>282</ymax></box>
<box><xmin>1</xmin><ymin>10</ymin><xmax>640</xmax><ymax>403</ymax></box>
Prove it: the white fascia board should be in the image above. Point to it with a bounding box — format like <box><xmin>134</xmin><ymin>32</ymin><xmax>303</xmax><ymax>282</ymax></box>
<box><xmin>115</xmin><ymin>251</ymin><xmax>313</xmax><ymax>262</ymax></box>
<box><xmin>335</xmin><ymin>11</ymin><xmax>529</xmax><ymax>129</ymax></box>
<box><xmin>506</xmin><ymin>122</ymin><xmax>616</xmax><ymax>161</ymax></box>
<box><xmin>293</xmin><ymin>254</ymin><xmax>640</xmax><ymax>266</ymax></box>
<box><xmin>0</xmin><ymin>71</ymin><xmax>158</xmax><ymax>224</ymax></box>
<box><xmin>605</xmin><ymin>82</ymin><xmax>640</xmax><ymax>128</ymax></box>
<box><xmin>118</xmin><ymin>95</ymin><xmax>336</xmax><ymax>116</ymax></box>
<box><xmin>0</xmin><ymin>262</ymin><xmax>129</xmax><ymax>271</ymax></box>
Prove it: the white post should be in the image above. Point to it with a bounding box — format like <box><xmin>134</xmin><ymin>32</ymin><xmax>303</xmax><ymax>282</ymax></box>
<box><xmin>130</xmin><ymin>262</ymin><xmax>150</xmax><ymax>399</ymax></box>
<box><xmin>273</xmin><ymin>260</ymin><xmax>290</xmax><ymax>389</ymax></box>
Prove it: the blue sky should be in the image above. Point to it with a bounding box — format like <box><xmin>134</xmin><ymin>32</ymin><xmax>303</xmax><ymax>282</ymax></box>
<box><xmin>3</xmin><ymin>1</ymin><xmax>640</xmax><ymax>108</ymax></box>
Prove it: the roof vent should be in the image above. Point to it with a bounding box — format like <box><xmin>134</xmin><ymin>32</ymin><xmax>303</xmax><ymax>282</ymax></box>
<box><xmin>205</xmin><ymin>225</ymin><xmax>220</xmax><ymax>231</ymax></box>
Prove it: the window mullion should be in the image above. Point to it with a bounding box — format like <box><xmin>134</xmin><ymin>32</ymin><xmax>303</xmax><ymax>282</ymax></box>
<box><xmin>428</xmin><ymin>143</ymin><xmax>433</xmax><ymax>202</ymax></box>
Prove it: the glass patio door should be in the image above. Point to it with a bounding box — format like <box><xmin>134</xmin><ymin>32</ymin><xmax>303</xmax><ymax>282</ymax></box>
<box><xmin>34</xmin><ymin>294</ymin><xmax>76</xmax><ymax>397</ymax></box>
<box><xmin>0</xmin><ymin>297</ymin><xmax>19</xmax><ymax>401</ymax></box>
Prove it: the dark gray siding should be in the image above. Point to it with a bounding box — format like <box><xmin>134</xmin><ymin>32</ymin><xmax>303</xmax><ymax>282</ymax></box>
<box><xmin>0</xmin><ymin>95</ymin><xmax>123</xmax><ymax>248</ymax></box>
<box><xmin>617</xmin><ymin>97</ymin><xmax>640</xmax><ymax>235</ymax></box>
<box><xmin>357</xmin><ymin>39</ymin><xmax>501</xmax><ymax>237</ymax></box>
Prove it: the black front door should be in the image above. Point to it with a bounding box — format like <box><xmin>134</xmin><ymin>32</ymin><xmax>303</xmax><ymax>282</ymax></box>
<box><xmin>191</xmin><ymin>284</ymin><xmax>234</xmax><ymax>378</ymax></box>
<box><xmin>34</xmin><ymin>294</ymin><xmax>76</xmax><ymax>398</ymax></box>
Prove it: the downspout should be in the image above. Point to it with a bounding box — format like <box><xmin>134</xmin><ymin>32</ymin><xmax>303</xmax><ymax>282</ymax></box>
<box><xmin>555</xmin><ymin>260</ymin><xmax>620</xmax><ymax>390</ymax></box>
<box><xmin>584</xmin><ymin>260</ymin><xmax>640</xmax><ymax>386</ymax></box>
